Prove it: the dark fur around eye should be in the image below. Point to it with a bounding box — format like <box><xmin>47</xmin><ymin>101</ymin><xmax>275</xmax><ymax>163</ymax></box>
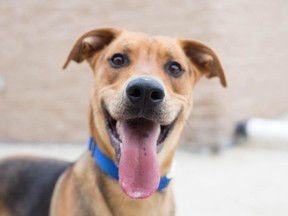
<box><xmin>109</xmin><ymin>53</ymin><xmax>129</xmax><ymax>68</ymax></box>
<box><xmin>165</xmin><ymin>61</ymin><xmax>184</xmax><ymax>78</ymax></box>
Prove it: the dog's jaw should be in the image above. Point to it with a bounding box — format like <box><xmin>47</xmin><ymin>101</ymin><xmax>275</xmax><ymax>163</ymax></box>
<box><xmin>103</xmin><ymin>105</ymin><xmax>178</xmax><ymax>199</ymax></box>
<box><xmin>103</xmin><ymin>106</ymin><xmax>177</xmax><ymax>160</ymax></box>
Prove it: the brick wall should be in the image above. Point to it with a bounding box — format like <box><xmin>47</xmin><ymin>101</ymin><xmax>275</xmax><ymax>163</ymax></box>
<box><xmin>1</xmin><ymin>0</ymin><xmax>288</xmax><ymax>148</ymax></box>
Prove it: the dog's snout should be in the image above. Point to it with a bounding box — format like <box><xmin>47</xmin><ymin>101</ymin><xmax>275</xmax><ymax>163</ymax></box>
<box><xmin>126</xmin><ymin>78</ymin><xmax>165</xmax><ymax>108</ymax></box>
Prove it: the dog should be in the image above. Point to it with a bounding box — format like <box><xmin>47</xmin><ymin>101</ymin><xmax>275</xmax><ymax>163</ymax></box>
<box><xmin>0</xmin><ymin>28</ymin><xmax>226</xmax><ymax>216</ymax></box>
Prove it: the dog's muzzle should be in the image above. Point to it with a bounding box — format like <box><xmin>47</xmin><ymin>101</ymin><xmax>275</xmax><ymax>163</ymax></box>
<box><xmin>103</xmin><ymin>77</ymin><xmax>178</xmax><ymax>199</ymax></box>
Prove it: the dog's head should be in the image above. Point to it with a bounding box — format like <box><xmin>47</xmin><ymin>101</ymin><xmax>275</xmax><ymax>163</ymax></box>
<box><xmin>64</xmin><ymin>28</ymin><xmax>226</xmax><ymax>199</ymax></box>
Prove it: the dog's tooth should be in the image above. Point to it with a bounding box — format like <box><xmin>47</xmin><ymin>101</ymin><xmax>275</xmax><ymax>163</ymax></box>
<box><xmin>120</xmin><ymin>142</ymin><xmax>123</xmax><ymax>150</ymax></box>
<box><xmin>157</xmin><ymin>124</ymin><xmax>161</xmax><ymax>136</ymax></box>
<box><xmin>116</xmin><ymin>121</ymin><xmax>120</xmax><ymax>132</ymax></box>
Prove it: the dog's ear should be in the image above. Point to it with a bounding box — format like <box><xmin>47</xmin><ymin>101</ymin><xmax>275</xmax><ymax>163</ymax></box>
<box><xmin>179</xmin><ymin>39</ymin><xmax>227</xmax><ymax>87</ymax></box>
<box><xmin>63</xmin><ymin>28</ymin><xmax>121</xmax><ymax>69</ymax></box>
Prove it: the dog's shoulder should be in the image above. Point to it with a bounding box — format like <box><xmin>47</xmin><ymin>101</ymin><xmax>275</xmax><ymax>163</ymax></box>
<box><xmin>0</xmin><ymin>157</ymin><xmax>72</xmax><ymax>216</ymax></box>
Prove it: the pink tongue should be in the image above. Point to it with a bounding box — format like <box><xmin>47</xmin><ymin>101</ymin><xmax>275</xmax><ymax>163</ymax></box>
<box><xmin>119</xmin><ymin>119</ymin><xmax>160</xmax><ymax>199</ymax></box>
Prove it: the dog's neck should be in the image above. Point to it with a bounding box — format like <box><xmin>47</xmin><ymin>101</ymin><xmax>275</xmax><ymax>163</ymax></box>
<box><xmin>88</xmin><ymin>137</ymin><xmax>173</xmax><ymax>191</ymax></box>
<box><xmin>85</xmin><ymin>107</ymin><xmax>176</xmax><ymax>216</ymax></box>
<box><xmin>82</xmin><ymin>153</ymin><xmax>175</xmax><ymax>216</ymax></box>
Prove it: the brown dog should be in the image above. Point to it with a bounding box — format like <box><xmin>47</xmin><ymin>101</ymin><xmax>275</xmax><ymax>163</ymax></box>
<box><xmin>0</xmin><ymin>28</ymin><xmax>226</xmax><ymax>216</ymax></box>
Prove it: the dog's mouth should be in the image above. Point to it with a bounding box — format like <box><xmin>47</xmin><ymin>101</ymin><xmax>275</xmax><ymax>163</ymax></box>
<box><xmin>105</xmin><ymin>110</ymin><xmax>175</xmax><ymax>155</ymax></box>
<box><xmin>104</xmin><ymin>108</ymin><xmax>176</xmax><ymax>199</ymax></box>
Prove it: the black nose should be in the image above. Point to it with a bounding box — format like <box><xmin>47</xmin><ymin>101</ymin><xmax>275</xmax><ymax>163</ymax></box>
<box><xmin>126</xmin><ymin>77</ymin><xmax>165</xmax><ymax>109</ymax></box>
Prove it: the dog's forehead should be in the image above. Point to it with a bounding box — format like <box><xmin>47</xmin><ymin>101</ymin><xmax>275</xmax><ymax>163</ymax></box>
<box><xmin>111</xmin><ymin>31</ymin><xmax>183</xmax><ymax>57</ymax></box>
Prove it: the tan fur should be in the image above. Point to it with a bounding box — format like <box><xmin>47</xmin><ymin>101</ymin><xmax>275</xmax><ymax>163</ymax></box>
<box><xmin>49</xmin><ymin>28</ymin><xmax>227</xmax><ymax>216</ymax></box>
<box><xmin>0</xmin><ymin>205</ymin><xmax>10</xmax><ymax>216</ymax></box>
<box><xmin>50</xmin><ymin>28</ymin><xmax>226</xmax><ymax>216</ymax></box>
<box><xmin>52</xmin><ymin>153</ymin><xmax>175</xmax><ymax>216</ymax></box>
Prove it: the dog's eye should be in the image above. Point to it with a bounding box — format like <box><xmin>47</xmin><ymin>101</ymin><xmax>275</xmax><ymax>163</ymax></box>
<box><xmin>109</xmin><ymin>53</ymin><xmax>129</xmax><ymax>68</ymax></box>
<box><xmin>166</xmin><ymin>61</ymin><xmax>184</xmax><ymax>77</ymax></box>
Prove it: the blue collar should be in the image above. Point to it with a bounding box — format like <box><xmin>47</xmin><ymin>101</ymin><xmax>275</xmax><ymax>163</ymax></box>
<box><xmin>88</xmin><ymin>137</ymin><xmax>172</xmax><ymax>191</ymax></box>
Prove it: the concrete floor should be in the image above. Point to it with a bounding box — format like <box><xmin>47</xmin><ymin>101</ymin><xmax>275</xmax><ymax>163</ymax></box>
<box><xmin>0</xmin><ymin>143</ymin><xmax>288</xmax><ymax>216</ymax></box>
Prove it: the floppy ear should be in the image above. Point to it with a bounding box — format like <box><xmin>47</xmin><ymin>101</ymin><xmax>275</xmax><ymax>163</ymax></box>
<box><xmin>63</xmin><ymin>28</ymin><xmax>121</xmax><ymax>69</ymax></box>
<box><xmin>179</xmin><ymin>39</ymin><xmax>227</xmax><ymax>87</ymax></box>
